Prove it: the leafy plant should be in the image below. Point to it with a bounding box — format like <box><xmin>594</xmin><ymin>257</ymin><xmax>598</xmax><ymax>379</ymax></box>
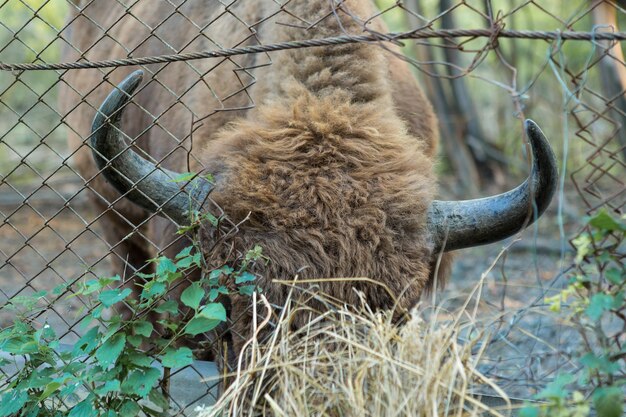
<box><xmin>0</xmin><ymin>243</ymin><xmax>266</xmax><ymax>416</ymax></box>
<box><xmin>523</xmin><ymin>210</ymin><xmax>625</xmax><ymax>417</ymax></box>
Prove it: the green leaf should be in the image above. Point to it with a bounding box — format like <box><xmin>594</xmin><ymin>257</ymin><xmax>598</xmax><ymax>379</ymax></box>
<box><xmin>166</xmin><ymin>271</ymin><xmax>183</xmax><ymax>284</ymax></box>
<box><xmin>39</xmin><ymin>381</ymin><xmax>62</xmax><ymax>400</ymax></box>
<box><xmin>518</xmin><ymin>406</ymin><xmax>539</xmax><ymax>417</ymax></box>
<box><xmin>31</xmin><ymin>290</ymin><xmax>47</xmax><ymax>298</ymax></box>
<box><xmin>64</xmin><ymin>362</ymin><xmax>86</xmax><ymax>375</ymax></box>
<box><xmin>246</xmin><ymin>245</ymin><xmax>264</xmax><ymax>260</ymax></box>
<box><xmin>184</xmin><ymin>303</ymin><xmax>227</xmax><ymax>335</ymax></box>
<box><xmin>91</xmin><ymin>305</ymin><xmax>104</xmax><ymax>319</ymax></box>
<box><xmin>209</xmin><ymin>289</ymin><xmax>219</xmax><ymax>301</ymax></box>
<box><xmin>79</xmin><ymin>280</ymin><xmax>101</xmax><ymax>295</ymax></box>
<box><xmin>121</xmin><ymin>367</ymin><xmax>161</xmax><ymax>398</ymax></box>
<box><xmin>0</xmin><ymin>328</ymin><xmax>13</xmax><ymax>342</ymax></box>
<box><xmin>169</xmin><ymin>172</ymin><xmax>196</xmax><ymax>183</ymax></box>
<box><xmin>127</xmin><ymin>335</ymin><xmax>143</xmax><ymax>348</ymax></box>
<box><xmin>53</xmin><ymin>283</ymin><xmax>70</xmax><ymax>295</ymax></box>
<box><xmin>239</xmin><ymin>285</ymin><xmax>256</xmax><ymax>296</ymax></box>
<box><xmin>1</xmin><ymin>337</ymin><xmax>39</xmax><ymax>354</ymax></box>
<box><xmin>181</xmin><ymin>283</ymin><xmax>204</xmax><ymax>310</ymax></box>
<box><xmin>536</xmin><ymin>373</ymin><xmax>574</xmax><ymax>400</ymax></box>
<box><xmin>588</xmin><ymin>210</ymin><xmax>626</xmax><ymax>232</ymax></box>
<box><xmin>34</xmin><ymin>323</ymin><xmax>56</xmax><ymax>343</ymax></box>
<box><xmin>103</xmin><ymin>322</ymin><xmax>122</xmax><ymax>341</ymax></box>
<box><xmin>176</xmin><ymin>246</ymin><xmax>193</xmax><ymax>259</ymax></box>
<box><xmin>593</xmin><ymin>386</ymin><xmax>623</xmax><ymax>417</ymax></box>
<box><xmin>612</xmin><ymin>291</ymin><xmax>625</xmax><ymax>309</ymax></box>
<box><xmin>133</xmin><ymin>321</ymin><xmax>153</xmax><ymax>338</ymax></box>
<box><xmin>79</xmin><ymin>276</ymin><xmax>120</xmax><ymax>295</ymax></box>
<box><xmin>0</xmin><ymin>390</ymin><xmax>28</xmax><ymax>417</ymax></box>
<box><xmin>22</xmin><ymin>370</ymin><xmax>53</xmax><ymax>390</ymax></box>
<box><xmin>157</xmin><ymin>319</ymin><xmax>179</xmax><ymax>332</ymax></box>
<box><xmin>12</xmin><ymin>321</ymin><xmax>31</xmax><ymax>334</ymax></box>
<box><xmin>119</xmin><ymin>401</ymin><xmax>141</xmax><ymax>417</ymax></box>
<box><xmin>203</xmin><ymin>212</ymin><xmax>219</xmax><ymax>226</ymax></box>
<box><xmin>605</xmin><ymin>268</ymin><xmax>624</xmax><ymax>285</ymax></box>
<box><xmin>142</xmin><ymin>281</ymin><xmax>167</xmax><ymax>299</ymax></box>
<box><xmin>98</xmin><ymin>288</ymin><xmax>132</xmax><ymax>307</ymax></box>
<box><xmin>95</xmin><ymin>333</ymin><xmax>126</xmax><ymax>368</ymax></box>
<box><xmin>235</xmin><ymin>272</ymin><xmax>256</xmax><ymax>284</ymax></box>
<box><xmin>154</xmin><ymin>300</ymin><xmax>179</xmax><ymax>314</ymax></box>
<box><xmin>59</xmin><ymin>380</ymin><xmax>80</xmax><ymax>397</ymax></box>
<box><xmin>134</xmin><ymin>271</ymin><xmax>155</xmax><ymax>280</ymax></box>
<box><xmin>176</xmin><ymin>256</ymin><xmax>196</xmax><ymax>269</ymax></box>
<box><xmin>126</xmin><ymin>351</ymin><xmax>153</xmax><ymax>367</ymax></box>
<box><xmin>68</xmin><ymin>397</ymin><xmax>97</xmax><ymax>417</ymax></box>
<box><xmin>209</xmin><ymin>266</ymin><xmax>233</xmax><ymax>280</ymax></box>
<box><xmin>585</xmin><ymin>293</ymin><xmax>615</xmax><ymax>321</ymax></box>
<box><xmin>161</xmin><ymin>347</ymin><xmax>193</xmax><ymax>368</ymax></box>
<box><xmin>199</xmin><ymin>303</ymin><xmax>227</xmax><ymax>321</ymax></box>
<box><xmin>8</xmin><ymin>291</ymin><xmax>47</xmax><ymax>310</ymax></box>
<box><xmin>148</xmin><ymin>388</ymin><xmax>170</xmax><ymax>410</ymax></box>
<box><xmin>176</xmin><ymin>220</ymin><xmax>197</xmax><ymax>234</ymax></box>
<box><xmin>156</xmin><ymin>257</ymin><xmax>177</xmax><ymax>278</ymax></box>
<box><xmin>22</xmin><ymin>406</ymin><xmax>40</xmax><ymax>417</ymax></box>
<box><xmin>185</xmin><ymin>317</ymin><xmax>222</xmax><ymax>336</ymax></box>
<box><xmin>580</xmin><ymin>353</ymin><xmax>620</xmax><ymax>375</ymax></box>
<box><xmin>94</xmin><ymin>379</ymin><xmax>121</xmax><ymax>395</ymax></box>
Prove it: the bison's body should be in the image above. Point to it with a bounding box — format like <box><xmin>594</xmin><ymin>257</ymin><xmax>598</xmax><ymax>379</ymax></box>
<box><xmin>61</xmin><ymin>0</ymin><xmax>556</xmax><ymax>359</ymax></box>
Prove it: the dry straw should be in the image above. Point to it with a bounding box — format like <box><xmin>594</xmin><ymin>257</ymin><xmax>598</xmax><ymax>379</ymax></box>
<box><xmin>197</xmin><ymin>277</ymin><xmax>517</xmax><ymax>417</ymax></box>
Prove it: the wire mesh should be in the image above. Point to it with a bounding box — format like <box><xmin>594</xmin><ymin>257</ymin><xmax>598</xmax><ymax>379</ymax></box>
<box><xmin>0</xmin><ymin>0</ymin><xmax>624</xmax><ymax>415</ymax></box>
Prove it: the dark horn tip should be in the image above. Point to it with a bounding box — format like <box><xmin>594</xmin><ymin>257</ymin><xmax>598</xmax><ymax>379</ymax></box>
<box><xmin>97</xmin><ymin>70</ymin><xmax>144</xmax><ymax>119</ymax></box>
<box><xmin>524</xmin><ymin>118</ymin><xmax>559</xmax><ymax>217</ymax></box>
<box><xmin>91</xmin><ymin>70</ymin><xmax>146</xmax><ymax>171</ymax></box>
<box><xmin>117</xmin><ymin>69</ymin><xmax>144</xmax><ymax>93</ymax></box>
<box><xmin>524</xmin><ymin>118</ymin><xmax>539</xmax><ymax>132</ymax></box>
<box><xmin>427</xmin><ymin>119</ymin><xmax>559</xmax><ymax>253</ymax></box>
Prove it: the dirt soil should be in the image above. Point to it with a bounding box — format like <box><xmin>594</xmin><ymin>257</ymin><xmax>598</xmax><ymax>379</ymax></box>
<box><xmin>0</xmin><ymin>189</ymin><xmax>111</xmax><ymax>344</ymax></box>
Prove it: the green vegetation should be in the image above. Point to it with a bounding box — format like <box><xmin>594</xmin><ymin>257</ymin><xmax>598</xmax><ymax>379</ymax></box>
<box><xmin>521</xmin><ymin>210</ymin><xmax>626</xmax><ymax>417</ymax></box>
<box><xmin>0</xmin><ymin>0</ymin><xmax>69</xmax><ymax>181</ymax></box>
<box><xmin>0</xmin><ymin>243</ymin><xmax>265</xmax><ymax>416</ymax></box>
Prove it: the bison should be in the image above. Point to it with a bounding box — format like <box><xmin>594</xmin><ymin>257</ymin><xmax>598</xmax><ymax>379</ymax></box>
<box><xmin>61</xmin><ymin>0</ymin><xmax>557</xmax><ymax>360</ymax></box>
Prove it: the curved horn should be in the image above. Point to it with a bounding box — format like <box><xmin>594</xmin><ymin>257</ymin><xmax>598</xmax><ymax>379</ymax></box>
<box><xmin>428</xmin><ymin>120</ymin><xmax>558</xmax><ymax>253</ymax></box>
<box><xmin>90</xmin><ymin>70</ymin><xmax>212</xmax><ymax>225</ymax></box>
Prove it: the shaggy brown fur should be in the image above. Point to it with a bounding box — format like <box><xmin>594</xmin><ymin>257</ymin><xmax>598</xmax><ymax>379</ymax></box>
<box><xmin>61</xmin><ymin>0</ymin><xmax>453</xmax><ymax>359</ymax></box>
<box><xmin>202</xmin><ymin>85</ymin><xmax>439</xmax><ymax>352</ymax></box>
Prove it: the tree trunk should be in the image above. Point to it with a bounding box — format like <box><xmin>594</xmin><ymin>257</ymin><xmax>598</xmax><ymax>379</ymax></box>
<box><xmin>591</xmin><ymin>0</ymin><xmax>626</xmax><ymax>162</ymax></box>
<box><xmin>404</xmin><ymin>0</ymin><xmax>481</xmax><ymax>195</ymax></box>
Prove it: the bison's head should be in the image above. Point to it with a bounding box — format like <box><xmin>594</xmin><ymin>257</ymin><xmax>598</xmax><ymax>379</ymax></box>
<box><xmin>90</xmin><ymin>70</ymin><xmax>558</xmax><ymax>291</ymax></box>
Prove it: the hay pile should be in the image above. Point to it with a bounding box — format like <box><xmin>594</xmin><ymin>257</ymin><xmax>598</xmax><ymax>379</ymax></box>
<box><xmin>198</xmin><ymin>290</ymin><xmax>512</xmax><ymax>417</ymax></box>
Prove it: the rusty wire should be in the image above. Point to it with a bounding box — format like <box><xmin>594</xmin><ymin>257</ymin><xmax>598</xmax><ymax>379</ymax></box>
<box><xmin>2</xmin><ymin>28</ymin><xmax>626</xmax><ymax>71</ymax></box>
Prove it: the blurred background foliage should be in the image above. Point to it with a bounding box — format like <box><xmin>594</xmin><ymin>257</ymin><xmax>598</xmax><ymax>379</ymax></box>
<box><xmin>375</xmin><ymin>0</ymin><xmax>624</xmax><ymax>196</ymax></box>
<box><xmin>0</xmin><ymin>0</ymin><xmax>69</xmax><ymax>184</ymax></box>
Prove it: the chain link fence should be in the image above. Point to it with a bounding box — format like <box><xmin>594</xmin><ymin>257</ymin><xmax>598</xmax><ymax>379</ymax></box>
<box><xmin>0</xmin><ymin>0</ymin><xmax>624</xmax><ymax>415</ymax></box>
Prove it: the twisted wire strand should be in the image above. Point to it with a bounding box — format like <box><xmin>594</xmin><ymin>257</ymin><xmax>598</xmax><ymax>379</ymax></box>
<box><xmin>2</xmin><ymin>28</ymin><xmax>625</xmax><ymax>71</ymax></box>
